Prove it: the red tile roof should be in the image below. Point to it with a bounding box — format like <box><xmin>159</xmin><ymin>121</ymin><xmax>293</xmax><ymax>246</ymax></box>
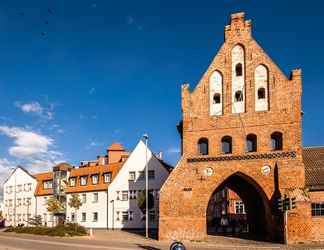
<box><xmin>303</xmin><ymin>147</ymin><xmax>324</xmax><ymax>190</ymax></box>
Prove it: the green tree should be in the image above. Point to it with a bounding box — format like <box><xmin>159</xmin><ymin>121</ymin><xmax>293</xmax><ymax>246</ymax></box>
<box><xmin>46</xmin><ymin>196</ymin><xmax>65</xmax><ymax>225</ymax></box>
<box><xmin>137</xmin><ymin>190</ymin><xmax>154</xmax><ymax>215</ymax></box>
<box><xmin>68</xmin><ymin>194</ymin><xmax>81</xmax><ymax>223</ymax></box>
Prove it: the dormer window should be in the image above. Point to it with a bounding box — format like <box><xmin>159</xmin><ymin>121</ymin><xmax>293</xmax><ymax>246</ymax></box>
<box><xmin>235</xmin><ymin>63</ymin><xmax>243</xmax><ymax>76</ymax></box>
<box><xmin>80</xmin><ymin>176</ymin><xmax>87</xmax><ymax>186</ymax></box>
<box><xmin>92</xmin><ymin>174</ymin><xmax>99</xmax><ymax>185</ymax></box>
<box><xmin>69</xmin><ymin>177</ymin><xmax>76</xmax><ymax>187</ymax></box>
<box><xmin>43</xmin><ymin>180</ymin><xmax>53</xmax><ymax>189</ymax></box>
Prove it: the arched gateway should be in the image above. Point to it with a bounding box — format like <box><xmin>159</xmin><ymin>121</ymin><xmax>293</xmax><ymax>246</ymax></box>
<box><xmin>159</xmin><ymin>12</ymin><xmax>312</xmax><ymax>244</ymax></box>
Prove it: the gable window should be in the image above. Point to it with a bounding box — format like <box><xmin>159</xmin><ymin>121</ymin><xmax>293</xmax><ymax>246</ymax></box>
<box><xmin>198</xmin><ymin>138</ymin><xmax>209</xmax><ymax>155</ymax></box>
<box><xmin>69</xmin><ymin>177</ymin><xmax>76</xmax><ymax>187</ymax></box>
<box><xmin>221</xmin><ymin>136</ymin><xmax>232</xmax><ymax>154</ymax></box>
<box><xmin>246</xmin><ymin>134</ymin><xmax>257</xmax><ymax>152</ymax></box>
<box><xmin>43</xmin><ymin>180</ymin><xmax>53</xmax><ymax>189</ymax></box>
<box><xmin>235</xmin><ymin>201</ymin><xmax>245</xmax><ymax>214</ymax></box>
<box><xmin>234</xmin><ymin>91</ymin><xmax>243</xmax><ymax>102</ymax></box>
<box><xmin>129</xmin><ymin>171</ymin><xmax>136</xmax><ymax>181</ymax></box>
<box><xmin>257</xmin><ymin>87</ymin><xmax>266</xmax><ymax>99</ymax></box>
<box><xmin>271</xmin><ymin>132</ymin><xmax>283</xmax><ymax>150</ymax></box>
<box><xmin>148</xmin><ymin>170</ymin><xmax>155</xmax><ymax>180</ymax></box>
<box><xmin>80</xmin><ymin>176</ymin><xmax>87</xmax><ymax>186</ymax></box>
<box><xmin>121</xmin><ymin>191</ymin><xmax>128</xmax><ymax>201</ymax></box>
<box><xmin>213</xmin><ymin>93</ymin><xmax>221</xmax><ymax>104</ymax></box>
<box><xmin>235</xmin><ymin>63</ymin><xmax>243</xmax><ymax>76</ymax></box>
<box><xmin>103</xmin><ymin>173</ymin><xmax>111</xmax><ymax>183</ymax></box>
<box><xmin>138</xmin><ymin>171</ymin><xmax>145</xmax><ymax>180</ymax></box>
<box><xmin>92</xmin><ymin>174</ymin><xmax>99</xmax><ymax>185</ymax></box>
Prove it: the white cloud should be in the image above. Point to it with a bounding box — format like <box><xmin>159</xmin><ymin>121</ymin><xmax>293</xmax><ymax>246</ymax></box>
<box><xmin>0</xmin><ymin>126</ymin><xmax>64</xmax><ymax>170</ymax></box>
<box><xmin>167</xmin><ymin>146</ymin><xmax>181</xmax><ymax>154</ymax></box>
<box><xmin>15</xmin><ymin>101</ymin><xmax>54</xmax><ymax>120</ymax></box>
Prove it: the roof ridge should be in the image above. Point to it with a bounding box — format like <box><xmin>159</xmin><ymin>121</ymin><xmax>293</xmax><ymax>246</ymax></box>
<box><xmin>303</xmin><ymin>146</ymin><xmax>324</xmax><ymax>149</ymax></box>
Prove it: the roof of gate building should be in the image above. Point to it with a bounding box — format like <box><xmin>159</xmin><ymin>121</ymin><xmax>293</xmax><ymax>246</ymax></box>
<box><xmin>303</xmin><ymin>146</ymin><xmax>324</xmax><ymax>190</ymax></box>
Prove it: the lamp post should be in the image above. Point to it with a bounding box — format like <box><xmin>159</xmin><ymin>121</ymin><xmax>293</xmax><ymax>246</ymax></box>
<box><xmin>142</xmin><ymin>133</ymin><xmax>149</xmax><ymax>238</ymax></box>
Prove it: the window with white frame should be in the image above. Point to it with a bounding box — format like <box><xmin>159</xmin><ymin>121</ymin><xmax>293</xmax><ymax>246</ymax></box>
<box><xmin>103</xmin><ymin>173</ymin><xmax>111</xmax><ymax>183</ymax></box>
<box><xmin>235</xmin><ymin>201</ymin><xmax>245</xmax><ymax>214</ymax></box>
<box><xmin>80</xmin><ymin>176</ymin><xmax>87</xmax><ymax>186</ymax></box>
<box><xmin>82</xmin><ymin>193</ymin><xmax>87</xmax><ymax>204</ymax></box>
<box><xmin>121</xmin><ymin>191</ymin><xmax>128</xmax><ymax>201</ymax></box>
<box><xmin>17</xmin><ymin>198</ymin><xmax>21</xmax><ymax>206</ymax></box>
<box><xmin>28</xmin><ymin>183</ymin><xmax>32</xmax><ymax>191</ymax></box>
<box><xmin>93</xmin><ymin>193</ymin><xmax>98</xmax><ymax>203</ymax></box>
<box><xmin>148</xmin><ymin>170</ymin><xmax>155</xmax><ymax>180</ymax></box>
<box><xmin>129</xmin><ymin>171</ymin><xmax>136</xmax><ymax>181</ymax></box>
<box><xmin>92</xmin><ymin>174</ymin><xmax>99</xmax><ymax>185</ymax></box>
<box><xmin>129</xmin><ymin>190</ymin><xmax>137</xmax><ymax>199</ymax></box>
<box><xmin>81</xmin><ymin>212</ymin><xmax>86</xmax><ymax>222</ymax></box>
<box><xmin>17</xmin><ymin>185</ymin><xmax>22</xmax><ymax>192</ymax></box>
<box><xmin>116</xmin><ymin>191</ymin><xmax>120</xmax><ymax>200</ymax></box>
<box><xmin>93</xmin><ymin>212</ymin><xmax>98</xmax><ymax>222</ymax></box>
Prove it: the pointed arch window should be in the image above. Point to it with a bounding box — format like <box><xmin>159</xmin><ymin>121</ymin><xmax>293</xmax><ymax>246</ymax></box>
<box><xmin>213</xmin><ymin>93</ymin><xmax>221</xmax><ymax>104</ymax></box>
<box><xmin>246</xmin><ymin>134</ymin><xmax>257</xmax><ymax>152</ymax></box>
<box><xmin>234</xmin><ymin>91</ymin><xmax>243</xmax><ymax>102</ymax></box>
<box><xmin>235</xmin><ymin>63</ymin><xmax>243</xmax><ymax>76</ymax></box>
<box><xmin>271</xmin><ymin>132</ymin><xmax>283</xmax><ymax>151</ymax></box>
<box><xmin>258</xmin><ymin>88</ymin><xmax>266</xmax><ymax>99</ymax></box>
<box><xmin>221</xmin><ymin>136</ymin><xmax>232</xmax><ymax>154</ymax></box>
<box><xmin>198</xmin><ymin>138</ymin><xmax>209</xmax><ymax>155</ymax></box>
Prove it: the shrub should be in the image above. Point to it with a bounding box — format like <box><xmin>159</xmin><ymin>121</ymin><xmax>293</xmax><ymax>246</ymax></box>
<box><xmin>4</xmin><ymin>224</ymin><xmax>87</xmax><ymax>237</ymax></box>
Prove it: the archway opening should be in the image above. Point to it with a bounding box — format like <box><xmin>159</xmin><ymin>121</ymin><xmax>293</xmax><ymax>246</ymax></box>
<box><xmin>206</xmin><ymin>173</ymin><xmax>275</xmax><ymax>242</ymax></box>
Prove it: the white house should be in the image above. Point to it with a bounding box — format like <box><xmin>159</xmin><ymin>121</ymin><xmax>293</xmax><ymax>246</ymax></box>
<box><xmin>2</xmin><ymin>166</ymin><xmax>38</xmax><ymax>226</ymax></box>
<box><xmin>106</xmin><ymin>140</ymin><xmax>172</xmax><ymax>229</ymax></box>
<box><xmin>66</xmin><ymin>140</ymin><xmax>172</xmax><ymax>229</ymax></box>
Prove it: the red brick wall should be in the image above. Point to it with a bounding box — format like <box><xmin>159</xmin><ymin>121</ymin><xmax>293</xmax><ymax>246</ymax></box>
<box><xmin>159</xmin><ymin>12</ymin><xmax>313</xmax><ymax>244</ymax></box>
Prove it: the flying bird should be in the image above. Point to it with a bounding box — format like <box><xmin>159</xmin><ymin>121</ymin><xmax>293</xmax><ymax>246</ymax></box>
<box><xmin>48</xmin><ymin>8</ymin><xmax>54</xmax><ymax>15</ymax></box>
<box><xmin>45</xmin><ymin>20</ymin><xmax>49</xmax><ymax>25</ymax></box>
<box><xmin>41</xmin><ymin>32</ymin><xmax>47</xmax><ymax>37</ymax></box>
<box><xmin>17</xmin><ymin>12</ymin><xmax>25</xmax><ymax>16</ymax></box>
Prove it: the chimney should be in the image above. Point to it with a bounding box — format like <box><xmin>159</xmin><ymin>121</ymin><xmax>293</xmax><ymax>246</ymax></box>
<box><xmin>107</xmin><ymin>143</ymin><xmax>127</xmax><ymax>164</ymax></box>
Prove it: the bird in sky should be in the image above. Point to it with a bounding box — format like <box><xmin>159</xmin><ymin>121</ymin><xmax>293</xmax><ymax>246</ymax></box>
<box><xmin>48</xmin><ymin>8</ymin><xmax>54</xmax><ymax>15</ymax></box>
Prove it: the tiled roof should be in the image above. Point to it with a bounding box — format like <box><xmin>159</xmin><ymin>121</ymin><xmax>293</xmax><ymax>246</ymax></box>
<box><xmin>303</xmin><ymin>147</ymin><xmax>324</xmax><ymax>190</ymax></box>
<box><xmin>34</xmin><ymin>172</ymin><xmax>54</xmax><ymax>196</ymax></box>
<box><xmin>66</xmin><ymin>162</ymin><xmax>123</xmax><ymax>193</ymax></box>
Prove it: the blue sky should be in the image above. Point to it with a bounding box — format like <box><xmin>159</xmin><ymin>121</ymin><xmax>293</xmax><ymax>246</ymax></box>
<box><xmin>0</xmin><ymin>0</ymin><xmax>323</xmax><ymax>190</ymax></box>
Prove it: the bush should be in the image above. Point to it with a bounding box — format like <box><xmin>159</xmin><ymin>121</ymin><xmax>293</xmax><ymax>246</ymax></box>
<box><xmin>4</xmin><ymin>224</ymin><xmax>88</xmax><ymax>237</ymax></box>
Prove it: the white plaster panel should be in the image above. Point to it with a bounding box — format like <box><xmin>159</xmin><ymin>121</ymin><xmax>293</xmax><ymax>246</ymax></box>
<box><xmin>255</xmin><ymin>64</ymin><xmax>269</xmax><ymax>111</ymax></box>
<box><xmin>209</xmin><ymin>71</ymin><xmax>223</xmax><ymax>116</ymax></box>
<box><xmin>232</xmin><ymin>45</ymin><xmax>245</xmax><ymax>113</ymax></box>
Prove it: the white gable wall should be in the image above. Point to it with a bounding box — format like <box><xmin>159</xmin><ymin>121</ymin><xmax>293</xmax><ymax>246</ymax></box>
<box><xmin>3</xmin><ymin>167</ymin><xmax>37</xmax><ymax>226</ymax></box>
<box><xmin>107</xmin><ymin>140</ymin><xmax>170</xmax><ymax>229</ymax></box>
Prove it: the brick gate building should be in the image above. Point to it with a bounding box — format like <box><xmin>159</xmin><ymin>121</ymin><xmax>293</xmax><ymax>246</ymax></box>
<box><xmin>159</xmin><ymin>12</ymin><xmax>315</xmax><ymax>244</ymax></box>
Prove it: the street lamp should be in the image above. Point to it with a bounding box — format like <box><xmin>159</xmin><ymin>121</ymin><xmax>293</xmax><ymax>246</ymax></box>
<box><xmin>142</xmin><ymin>133</ymin><xmax>149</xmax><ymax>238</ymax></box>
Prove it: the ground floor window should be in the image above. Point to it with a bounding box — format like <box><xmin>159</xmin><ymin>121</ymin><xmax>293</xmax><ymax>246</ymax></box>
<box><xmin>312</xmin><ymin>203</ymin><xmax>324</xmax><ymax>216</ymax></box>
<box><xmin>82</xmin><ymin>212</ymin><xmax>86</xmax><ymax>222</ymax></box>
<box><xmin>93</xmin><ymin>212</ymin><xmax>98</xmax><ymax>222</ymax></box>
<box><xmin>122</xmin><ymin>211</ymin><xmax>129</xmax><ymax>222</ymax></box>
<box><xmin>235</xmin><ymin>201</ymin><xmax>245</xmax><ymax>214</ymax></box>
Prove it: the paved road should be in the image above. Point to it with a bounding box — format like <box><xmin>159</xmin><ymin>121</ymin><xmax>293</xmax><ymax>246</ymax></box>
<box><xmin>1</xmin><ymin>231</ymin><xmax>324</xmax><ymax>250</ymax></box>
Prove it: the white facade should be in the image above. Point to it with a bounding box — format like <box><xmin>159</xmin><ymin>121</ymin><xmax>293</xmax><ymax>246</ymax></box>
<box><xmin>3</xmin><ymin>167</ymin><xmax>37</xmax><ymax>226</ymax></box>
<box><xmin>66</xmin><ymin>191</ymin><xmax>108</xmax><ymax>228</ymax></box>
<box><xmin>107</xmin><ymin>140</ymin><xmax>170</xmax><ymax>229</ymax></box>
<box><xmin>35</xmin><ymin>195</ymin><xmax>54</xmax><ymax>227</ymax></box>
<box><xmin>65</xmin><ymin>140</ymin><xmax>171</xmax><ymax>229</ymax></box>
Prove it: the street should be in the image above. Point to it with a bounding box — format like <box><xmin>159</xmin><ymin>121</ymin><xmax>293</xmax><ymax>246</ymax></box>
<box><xmin>1</xmin><ymin>230</ymin><xmax>324</xmax><ymax>250</ymax></box>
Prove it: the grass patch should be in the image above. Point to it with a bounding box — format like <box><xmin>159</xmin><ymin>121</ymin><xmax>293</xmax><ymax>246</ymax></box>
<box><xmin>5</xmin><ymin>223</ymin><xmax>88</xmax><ymax>237</ymax></box>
